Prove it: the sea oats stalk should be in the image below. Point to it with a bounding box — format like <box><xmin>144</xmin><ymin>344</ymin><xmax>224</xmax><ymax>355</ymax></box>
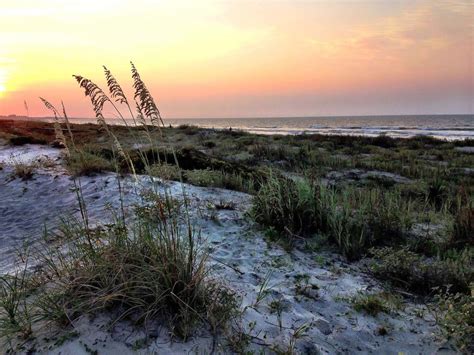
<box><xmin>61</xmin><ymin>101</ymin><xmax>76</xmax><ymax>149</ymax></box>
<box><xmin>39</xmin><ymin>98</ymin><xmax>69</xmax><ymax>155</ymax></box>
<box><xmin>131</xmin><ymin>61</ymin><xmax>163</xmax><ymax>127</ymax></box>
<box><xmin>102</xmin><ymin>66</ymin><xmax>154</xmax><ymax>173</ymax></box>
<box><xmin>72</xmin><ymin>75</ymin><xmax>138</xmax><ymax>179</ymax></box>
<box><xmin>103</xmin><ymin>65</ymin><xmax>137</xmax><ymax>126</ymax></box>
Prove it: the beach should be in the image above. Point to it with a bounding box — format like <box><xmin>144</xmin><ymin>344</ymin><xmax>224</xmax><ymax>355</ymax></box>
<box><xmin>0</xmin><ymin>120</ymin><xmax>472</xmax><ymax>353</ymax></box>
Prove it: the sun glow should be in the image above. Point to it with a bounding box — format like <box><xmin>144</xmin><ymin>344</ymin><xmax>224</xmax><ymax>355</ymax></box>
<box><xmin>0</xmin><ymin>0</ymin><xmax>471</xmax><ymax>117</ymax></box>
<box><xmin>0</xmin><ymin>69</ymin><xmax>6</xmax><ymax>97</ymax></box>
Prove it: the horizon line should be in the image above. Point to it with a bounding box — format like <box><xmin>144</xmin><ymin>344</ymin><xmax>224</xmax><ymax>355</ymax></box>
<box><xmin>1</xmin><ymin>113</ymin><xmax>473</xmax><ymax>121</ymax></box>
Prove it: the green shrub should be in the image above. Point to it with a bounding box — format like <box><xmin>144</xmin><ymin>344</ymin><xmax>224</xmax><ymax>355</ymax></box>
<box><xmin>370</xmin><ymin>247</ymin><xmax>473</xmax><ymax>294</ymax></box>
<box><xmin>185</xmin><ymin>169</ymin><xmax>253</xmax><ymax>193</ymax></box>
<box><xmin>320</xmin><ymin>186</ymin><xmax>412</xmax><ymax>260</ymax></box>
<box><xmin>427</xmin><ymin>175</ymin><xmax>448</xmax><ymax>209</ymax></box>
<box><xmin>322</xmin><ymin>188</ymin><xmax>370</xmax><ymax>260</ymax></box>
<box><xmin>66</xmin><ymin>149</ymin><xmax>112</xmax><ymax>176</ymax></box>
<box><xmin>0</xmin><ymin>270</ymin><xmax>32</xmax><ymax>341</ymax></box>
<box><xmin>351</xmin><ymin>291</ymin><xmax>402</xmax><ymax>316</ymax></box>
<box><xmin>253</xmin><ymin>178</ymin><xmax>414</xmax><ymax>259</ymax></box>
<box><xmin>451</xmin><ymin>202</ymin><xmax>474</xmax><ymax>248</ymax></box>
<box><xmin>252</xmin><ymin>176</ymin><xmax>314</xmax><ymax>238</ymax></box>
<box><xmin>434</xmin><ymin>290</ymin><xmax>473</xmax><ymax>353</ymax></box>
<box><xmin>0</xmin><ymin>212</ymin><xmax>238</xmax><ymax>348</ymax></box>
<box><xmin>147</xmin><ymin>163</ymin><xmax>182</xmax><ymax>181</ymax></box>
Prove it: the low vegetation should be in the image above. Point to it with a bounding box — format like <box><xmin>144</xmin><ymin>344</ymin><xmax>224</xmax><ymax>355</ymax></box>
<box><xmin>0</xmin><ymin>212</ymin><xmax>238</xmax><ymax>351</ymax></box>
<box><xmin>65</xmin><ymin>148</ymin><xmax>113</xmax><ymax>176</ymax></box>
<box><xmin>370</xmin><ymin>247</ymin><xmax>473</xmax><ymax>295</ymax></box>
<box><xmin>434</xmin><ymin>291</ymin><xmax>474</xmax><ymax>353</ymax></box>
<box><xmin>351</xmin><ymin>291</ymin><xmax>402</xmax><ymax>316</ymax></box>
<box><xmin>252</xmin><ymin>178</ymin><xmax>414</xmax><ymax>260</ymax></box>
<box><xmin>11</xmin><ymin>160</ymin><xmax>35</xmax><ymax>181</ymax></box>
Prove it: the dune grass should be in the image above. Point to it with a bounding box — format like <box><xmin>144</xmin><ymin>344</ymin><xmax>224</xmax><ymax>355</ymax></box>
<box><xmin>0</xmin><ymin>63</ymin><xmax>239</xmax><ymax>351</ymax></box>
<box><xmin>11</xmin><ymin>161</ymin><xmax>35</xmax><ymax>181</ymax></box>
<box><xmin>351</xmin><ymin>291</ymin><xmax>403</xmax><ymax>317</ymax></box>
<box><xmin>0</xmin><ymin>213</ymin><xmax>238</xmax><ymax>350</ymax></box>
<box><xmin>65</xmin><ymin>148</ymin><xmax>113</xmax><ymax>176</ymax></box>
<box><xmin>252</xmin><ymin>176</ymin><xmax>414</xmax><ymax>260</ymax></box>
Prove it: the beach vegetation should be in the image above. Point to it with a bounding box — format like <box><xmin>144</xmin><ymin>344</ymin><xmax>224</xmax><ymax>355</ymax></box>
<box><xmin>0</xmin><ymin>63</ymin><xmax>240</xmax><ymax>352</ymax></box>
<box><xmin>351</xmin><ymin>291</ymin><xmax>403</xmax><ymax>316</ymax></box>
<box><xmin>252</xmin><ymin>178</ymin><xmax>413</xmax><ymax>259</ymax></box>
<box><xmin>434</xmin><ymin>290</ymin><xmax>473</xmax><ymax>352</ymax></box>
<box><xmin>65</xmin><ymin>148</ymin><xmax>113</xmax><ymax>176</ymax></box>
<box><xmin>11</xmin><ymin>160</ymin><xmax>36</xmax><ymax>181</ymax></box>
<box><xmin>369</xmin><ymin>247</ymin><xmax>473</xmax><ymax>295</ymax></box>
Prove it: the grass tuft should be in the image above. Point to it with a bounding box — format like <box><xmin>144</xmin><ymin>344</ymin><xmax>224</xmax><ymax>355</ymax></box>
<box><xmin>65</xmin><ymin>149</ymin><xmax>113</xmax><ymax>176</ymax></box>
<box><xmin>11</xmin><ymin>160</ymin><xmax>36</xmax><ymax>180</ymax></box>
<box><xmin>351</xmin><ymin>291</ymin><xmax>402</xmax><ymax>316</ymax></box>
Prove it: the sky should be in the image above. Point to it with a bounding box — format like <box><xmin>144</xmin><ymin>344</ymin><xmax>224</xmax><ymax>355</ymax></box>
<box><xmin>0</xmin><ymin>0</ymin><xmax>472</xmax><ymax>119</ymax></box>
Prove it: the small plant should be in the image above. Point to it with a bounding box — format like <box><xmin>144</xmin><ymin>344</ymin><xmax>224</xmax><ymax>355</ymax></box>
<box><xmin>451</xmin><ymin>201</ymin><xmax>474</xmax><ymax>248</ymax></box>
<box><xmin>147</xmin><ymin>163</ymin><xmax>181</xmax><ymax>181</ymax></box>
<box><xmin>214</xmin><ymin>200</ymin><xmax>236</xmax><ymax>210</ymax></box>
<box><xmin>134</xmin><ymin>189</ymin><xmax>182</xmax><ymax>222</ymax></box>
<box><xmin>252</xmin><ymin>175</ymin><xmax>314</xmax><ymax>238</ymax></box>
<box><xmin>10</xmin><ymin>159</ymin><xmax>35</xmax><ymax>180</ymax></box>
<box><xmin>65</xmin><ymin>149</ymin><xmax>112</xmax><ymax>176</ymax></box>
<box><xmin>273</xmin><ymin>322</ymin><xmax>311</xmax><ymax>355</ymax></box>
<box><xmin>269</xmin><ymin>299</ymin><xmax>286</xmax><ymax>330</ymax></box>
<box><xmin>254</xmin><ymin>271</ymin><xmax>273</xmax><ymax>307</ymax></box>
<box><xmin>427</xmin><ymin>174</ymin><xmax>447</xmax><ymax>209</ymax></box>
<box><xmin>0</xmin><ymin>267</ymin><xmax>33</xmax><ymax>345</ymax></box>
<box><xmin>434</xmin><ymin>289</ymin><xmax>473</xmax><ymax>352</ymax></box>
<box><xmin>370</xmin><ymin>247</ymin><xmax>473</xmax><ymax>295</ymax></box>
<box><xmin>351</xmin><ymin>291</ymin><xmax>402</xmax><ymax>316</ymax></box>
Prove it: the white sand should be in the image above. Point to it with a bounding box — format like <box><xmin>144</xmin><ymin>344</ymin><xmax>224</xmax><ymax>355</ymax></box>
<box><xmin>0</xmin><ymin>144</ymin><xmax>455</xmax><ymax>354</ymax></box>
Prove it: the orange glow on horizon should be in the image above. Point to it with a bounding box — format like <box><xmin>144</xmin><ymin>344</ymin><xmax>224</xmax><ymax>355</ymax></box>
<box><xmin>0</xmin><ymin>0</ymin><xmax>472</xmax><ymax>118</ymax></box>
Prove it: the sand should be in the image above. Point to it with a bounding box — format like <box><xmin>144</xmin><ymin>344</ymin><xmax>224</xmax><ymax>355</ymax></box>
<box><xmin>0</xmin><ymin>144</ymin><xmax>455</xmax><ymax>354</ymax></box>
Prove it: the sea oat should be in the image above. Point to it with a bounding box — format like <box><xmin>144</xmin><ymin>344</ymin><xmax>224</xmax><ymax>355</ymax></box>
<box><xmin>131</xmin><ymin>61</ymin><xmax>163</xmax><ymax>127</ymax></box>
<box><xmin>39</xmin><ymin>97</ymin><xmax>69</xmax><ymax>154</ymax></box>
<box><xmin>73</xmin><ymin>75</ymin><xmax>110</xmax><ymax>119</ymax></box>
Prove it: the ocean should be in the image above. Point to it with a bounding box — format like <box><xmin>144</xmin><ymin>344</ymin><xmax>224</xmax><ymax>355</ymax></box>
<box><xmin>163</xmin><ymin>114</ymin><xmax>474</xmax><ymax>140</ymax></box>
<box><xmin>9</xmin><ymin>114</ymin><xmax>474</xmax><ymax>140</ymax></box>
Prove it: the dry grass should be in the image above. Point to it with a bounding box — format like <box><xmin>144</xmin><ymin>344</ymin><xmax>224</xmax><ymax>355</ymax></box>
<box><xmin>11</xmin><ymin>160</ymin><xmax>35</xmax><ymax>181</ymax></box>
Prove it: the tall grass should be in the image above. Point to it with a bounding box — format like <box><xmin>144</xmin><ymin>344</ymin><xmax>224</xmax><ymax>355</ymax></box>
<box><xmin>451</xmin><ymin>199</ymin><xmax>474</xmax><ymax>248</ymax></box>
<box><xmin>252</xmin><ymin>176</ymin><xmax>314</xmax><ymax>238</ymax></box>
<box><xmin>31</xmin><ymin>211</ymin><xmax>235</xmax><ymax>339</ymax></box>
<box><xmin>252</xmin><ymin>176</ymin><xmax>414</xmax><ymax>259</ymax></box>
<box><xmin>0</xmin><ymin>265</ymin><xmax>32</xmax><ymax>343</ymax></box>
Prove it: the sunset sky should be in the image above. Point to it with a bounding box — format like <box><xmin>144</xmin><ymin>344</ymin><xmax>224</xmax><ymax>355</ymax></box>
<box><xmin>0</xmin><ymin>0</ymin><xmax>472</xmax><ymax>118</ymax></box>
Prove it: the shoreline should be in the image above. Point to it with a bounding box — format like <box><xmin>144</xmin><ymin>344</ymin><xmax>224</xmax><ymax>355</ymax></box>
<box><xmin>2</xmin><ymin>115</ymin><xmax>474</xmax><ymax>141</ymax></box>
